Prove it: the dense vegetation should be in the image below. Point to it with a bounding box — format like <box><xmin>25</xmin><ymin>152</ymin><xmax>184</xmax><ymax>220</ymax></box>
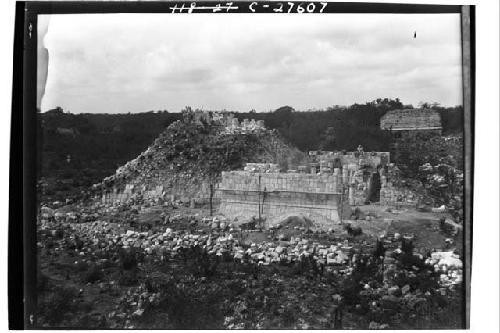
<box><xmin>38</xmin><ymin>108</ymin><xmax>181</xmax><ymax>180</ymax></box>
<box><xmin>393</xmin><ymin>134</ymin><xmax>464</xmax><ymax>222</ymax></box>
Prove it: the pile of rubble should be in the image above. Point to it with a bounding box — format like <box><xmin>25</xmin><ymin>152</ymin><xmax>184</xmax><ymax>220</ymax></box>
<box><xmin>379</xmin><ymin>164</ymin><xmax>422</xmax><ymax>207</ymax></box>
<box><xmin>37</xmin><ymin>201</ymin><xmax>464</xmax><ymax>329</ymax></box>
<box><xmin>426</xmin><ymin>251</ymin><xmax>463</xmax><ymax>286</ymax></box>
<box><xmin>222</xmin><ymin>117</ymin><xmax>266</xmax><ymax>135</ymax></box>
<box><xmin>243</xmin><ymin>163</ymin><xmax>281</xmax><ymax>173</ymax></box>
<box><xmin>39</xmin><ymin>214</ymin><xmax>357</xmax><ymax>269</ymax></box>
<box><xmin>39</xmin><ymin>203</ymin><xmax>463</xmax><ymax>289</ymax></box>
<box><xmin>85</xmin><ymin>114</ymin><xmax>300</xmax><ymax>207</ymax></box>
<box><xmin>418</xmin><ymin>162</ymin><xmax>464</xmax><ymax>222</ymax></box>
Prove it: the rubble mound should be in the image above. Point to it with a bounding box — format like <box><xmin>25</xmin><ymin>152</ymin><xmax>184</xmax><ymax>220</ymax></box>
<box><xmin>93</xmin><ymin>115</ymin><xmax>303</xmax><ymax>201</ymax></box>
<box><xmin>277</xmin><ymin>215</ymin><xmax>315</xmax><ymax>229</ymax></box>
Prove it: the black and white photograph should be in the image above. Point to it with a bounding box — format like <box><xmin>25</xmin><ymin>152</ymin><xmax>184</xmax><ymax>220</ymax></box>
<box><xmin>6</xmin><ymin>1</ymin><xmax>489</xmax><ymax>330</ymax></box>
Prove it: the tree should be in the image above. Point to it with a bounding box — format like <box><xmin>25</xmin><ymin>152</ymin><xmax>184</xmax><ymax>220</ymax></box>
<box><xmin>273</xmin><ymin>106</ymin><xmax>295</xmax><ymax>139</ymax></box>
<box><xmin>319</xmin><ymin>126</ymin><xmax>336</xmax><ymax>150</ymax></box>
<box><xmin>181</xmin><ymin>106</ymin><xmax>194</xmax><ymax>123</ymax></box>
<box><xmin>45</xmin><ymin>106</ymin><xmax>64</xmax><ymax>115</ymax></box>
<box><xmin>418</xmin><ymin>102</ymin><xmax>431</xmax><ymax>109</ymax></box>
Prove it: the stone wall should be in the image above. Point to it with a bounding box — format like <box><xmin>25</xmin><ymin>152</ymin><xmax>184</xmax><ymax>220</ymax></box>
<box><xmin>395</xmin><ymin>129</ymin><xmax>442</xmax><ymax>138</ymax></box>
<box><xmin>191</xmin><ymin>110</ymin><xmax>266</xmax><ymax>134</ymax></box>
<box><xmin>217</xmin><ymin>171</ymin><xmax>349</xmax><ymax>228</ymax></box>
<box><xmin>219</xmin><ymin>171</ymin><xmax>343</xmax><ymax>195</ymax></box>
<box><xmin>316</xmin><ymin>151</ymin><xmax>389</xmax><ymax>168</ymax></box>
<box><xmin>307</xmin><ymin>151</ymin><xmax>390</xmax><ymax>174</ymax></box>
<box><xmin>380</xmin><ymin>108</ymin><xmax>442</xmax><ymax>131</ymax></box>
<box><xmin>306</xmin><ymin>151</ymin><xmax>390</xmax><ymax>206</ymax></box>
<box><xmin>99</xmin><ymin>175</ymin><xmax>214</xmax><ymax>206</ymax></box>
<box><xmin>379</xmin><ymin>167</ymin><xmax>418</xmax><ymax>208</ymax></box>
<box><xmin>243</xmin><ymin>163</ymin><xmax>281</xmax><ymax>173</ymax></box>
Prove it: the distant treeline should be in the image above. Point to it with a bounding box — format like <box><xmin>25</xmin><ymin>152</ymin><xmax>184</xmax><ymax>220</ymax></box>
<box><xmin>38</xmin><ymin>99</ymin><xmax>463</xmax><ymax>185</ymax></box>
<box><xmin>234</xmin><ymin>99</ymin><xmax>463</xmax><ymax>152</ymax></box>
<box><xmin>38</xmin><ymin>109</ymin><xmax>182</xmax><ymax>183</ymax></box>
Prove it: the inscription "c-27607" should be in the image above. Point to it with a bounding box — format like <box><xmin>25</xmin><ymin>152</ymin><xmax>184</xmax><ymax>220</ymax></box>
<box><xmin>249</xmin><ymin>2</ymin><xmax>329</xmax><ymax>13</ymax></box>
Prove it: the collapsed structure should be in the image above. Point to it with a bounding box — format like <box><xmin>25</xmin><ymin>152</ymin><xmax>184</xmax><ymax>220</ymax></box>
<box><xmin>97</xmin><ymin>110</ymin><xmax>413</xmax><ymax>229</ymax></box>
<box><xmin>192</xmin><ymin>110</ymin><xmax>266</xmax><ymax>134</ymax></box>
<box><xmin>218</xmin><ymin>146</ymin><xmax>403</xmax><ymax>228</ymax></box>
<box><xmin>96</xmin><ymin>110</ymin><xmax>291</xmax><ymax>208</ymax></box>
<box><xmin>218</xmin><ymin>170</ymin><xmax>347</xmax><ymax>228</ymax></box>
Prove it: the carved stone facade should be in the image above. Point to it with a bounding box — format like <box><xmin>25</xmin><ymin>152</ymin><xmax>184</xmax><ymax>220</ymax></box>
<box><xmin>217</xmin><ymin>171</ymin><xmax>348</xmax><ymax>227</ymax></box>
<box><xmin>218</xmin><ymin>149</ymin><xmax>393</xmax><ymax>227</ymax></box>
<box><xmin>192</xmin><ymin>110</ymin><xmax>266</xmax><ymax>134</ymax></box>
<box><xmin>380</xmin><ymin>108</ymin><xmax>442</xmax><ymax>137</ymax></box>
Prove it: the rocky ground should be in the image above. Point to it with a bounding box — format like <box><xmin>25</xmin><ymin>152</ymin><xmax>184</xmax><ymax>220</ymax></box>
<box><xmin>36</xmin><ymin>198</ymin><xmax>464</xmax><ymax>329</ymax></box>
<box><xmin>35</xmin><ymin>109</ymin><xmax>466</xmax><ymax>328</ymax></box>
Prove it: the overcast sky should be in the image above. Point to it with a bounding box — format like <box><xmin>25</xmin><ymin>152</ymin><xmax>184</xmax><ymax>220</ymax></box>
<box><xmin>38</xmin><ymin>13</ymin><xmax>462</xmax><ymax>113</ymax></box>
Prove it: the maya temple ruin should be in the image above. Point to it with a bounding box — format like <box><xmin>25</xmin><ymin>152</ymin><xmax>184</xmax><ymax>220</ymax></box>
<box><xmin>98</xmin><ymin>112</ymin><xmax>413</xmax><ymax>229</ymax></box>
<box><xmin>217</xmin><ymin>147</ymin><xmax>403</xmax><ymax>227</ymax></box>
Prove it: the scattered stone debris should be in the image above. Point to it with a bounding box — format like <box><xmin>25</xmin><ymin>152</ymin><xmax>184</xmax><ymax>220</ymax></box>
<box><xmin>36</xmin><ymin>111</ymin><xmax>464</xmax><ymax>329</ymax></box>
<box><xmin>37</xmin><ymin>192</ymin><xmax>464</xmax><ymax>329</ymax></box>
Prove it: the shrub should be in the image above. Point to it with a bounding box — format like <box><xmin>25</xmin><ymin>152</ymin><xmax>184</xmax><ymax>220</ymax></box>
<box><xmin>118</xmin><ymin>271</ymin><xmax>138</xmax><ymax>286</ymax></box>
<box><xmin>37</xmin><ymin>271</ymin><xmax>49</xmax><ymax>292</ymax></box>
<box><xmin>281</xmin><ymin>304</ymin><xmax>299</xmax><ymax>327</ymax></box>
<box><xmin>401</xmin><ymin>238</ymin><xmax>414</xmax><ymax>255</ymax></box>
<box><xmin>344</xmin><ymin>223</ymin><xmax>363</xmax><ymax>237</ymax></box>
<box><xmin>157</xmin><ymin>281</ymin><xmax>225</xmax><ymax>329</ymax></box>
<box><xmin>439</xmin><ymin>217</ymin><xmax>455</xmax><ymax>236</ymax></box>
<box><xmin>38</xmin><ymin>286</ymin><xmax>78</xmax><ymax>325</ymax></box>
<box><xmin>53</xmin><ymin>229</ymin><xmax>64</xmax><ymax>239</ymax></box>
<box><xmin>119</xmin><ymin>248</ymin><xmax>138</xmax><ymax>271</ymax></box>
<box><xmin>373</xmin><ymin>239</ymin><xmax>386</xmax><ymax>259</ymax></box>
<box><xmin>83</xmin><ymin>265</ymin><xmax>103</xmax><ymax>284</ymax></box>
<box><xmin>75</xmin><ymin>260</ymin><xmax>90</xmax><ymax>272</ymax></box>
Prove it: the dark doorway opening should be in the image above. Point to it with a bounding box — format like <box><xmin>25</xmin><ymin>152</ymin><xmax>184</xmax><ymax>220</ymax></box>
<box><xmin>367</xmin><ymin>172</ymin><xmax>381</xmax><ymax>203</ymax></box>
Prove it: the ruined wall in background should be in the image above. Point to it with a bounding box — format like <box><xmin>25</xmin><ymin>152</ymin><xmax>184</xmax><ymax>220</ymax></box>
<box><xmin>217</xmin><ymin>171</ymin><xmax>348</xmax><ymax>228</ymax></box>
<box><xmin>308</xmin><ymin>151</ymin><xmax>390</xmax><ymax>206</ymax></box>
<box><xmin>380</xmin><ymin>108</ymin><xmax>442</xmax><ymax>132</ymax></box>
<box><xmin>312</xmin><ymin>151</ymin><xmax>390</xmax><ymax>172</ymax></box>
<box><xmin>379</xmin><ymin>165</ymin><xmax>419</xmax><ymax>208</ymax></box>
<box><xmin>98</xmin><ymin>174</ymin><xmax>214</xmax><ymax>206</ymax></box>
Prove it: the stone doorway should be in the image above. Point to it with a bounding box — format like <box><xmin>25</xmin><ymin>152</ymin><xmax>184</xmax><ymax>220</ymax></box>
<box><xmin>367</xmin><ymin>172</ymin><xmax>381</xmax><ymax>203</ymax></box>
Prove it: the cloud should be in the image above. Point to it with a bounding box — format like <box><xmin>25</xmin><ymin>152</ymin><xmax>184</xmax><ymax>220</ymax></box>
<box><xmin>40</xmin><ymin>13</ymin><xmax>463</xmax><ymax>113</ymax></box>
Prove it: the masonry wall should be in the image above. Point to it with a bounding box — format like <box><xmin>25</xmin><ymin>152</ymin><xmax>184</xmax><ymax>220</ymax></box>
<box><xmin>316</xmin><ymin>152</ymin><xmax>390</xmax><ymax>169</ymax></box>
<box><xmin>99</xmin><ymin>176</ymin><xmax>214</xmax><ymax>205</ymax></box>
<box><xmin>380</xmin><ymin>108</ymin><xmax>442</xmax><ymax>131</ymax></box>
<box><xmin>218</xmin><ymin>171</ymin><xmax>346</xmax><ymax>228</ymax></box>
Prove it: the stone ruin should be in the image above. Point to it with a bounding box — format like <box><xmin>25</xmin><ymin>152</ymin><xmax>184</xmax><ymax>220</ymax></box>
<box><xmin>380</xmin><ymin>108</ymin><xmax>443</xmax><ymax>137</ymax></box>
<box><xmin>218</xmin><ymin>146</ymin><xmax>413</xmax><ymax>228</ymax></box>
<box><xmin>217</xmin><ymin>170</ymin><xmax>349</xmax><ymax>228</ymax></box>
<box><xmin>222</xmin><ymin>115</ymin><xmax>266</xmax><ymax>135</ymax></box>
<box><xmin>98</xmin><ymin>108</ymin><xmax>413</xmax><ymax>229</ymax></box>
<box><xmin>243</xmin><ymin>163</ymin><xmax>281</xmax><ymax>173</ymax></box>
<box><xmin>192</xmin><ymin>110</ymin><xmax>266</xmax><ymax>134</ymax></box>
<box><xmin>307</xmin><ymin>146</ymin><xmax>390</xmax><ymax>206</ymax></box>
<box><xmin>98</xmin><ymin>135</ymin><xmax>412</xmax><ymax>229</ymax></box>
